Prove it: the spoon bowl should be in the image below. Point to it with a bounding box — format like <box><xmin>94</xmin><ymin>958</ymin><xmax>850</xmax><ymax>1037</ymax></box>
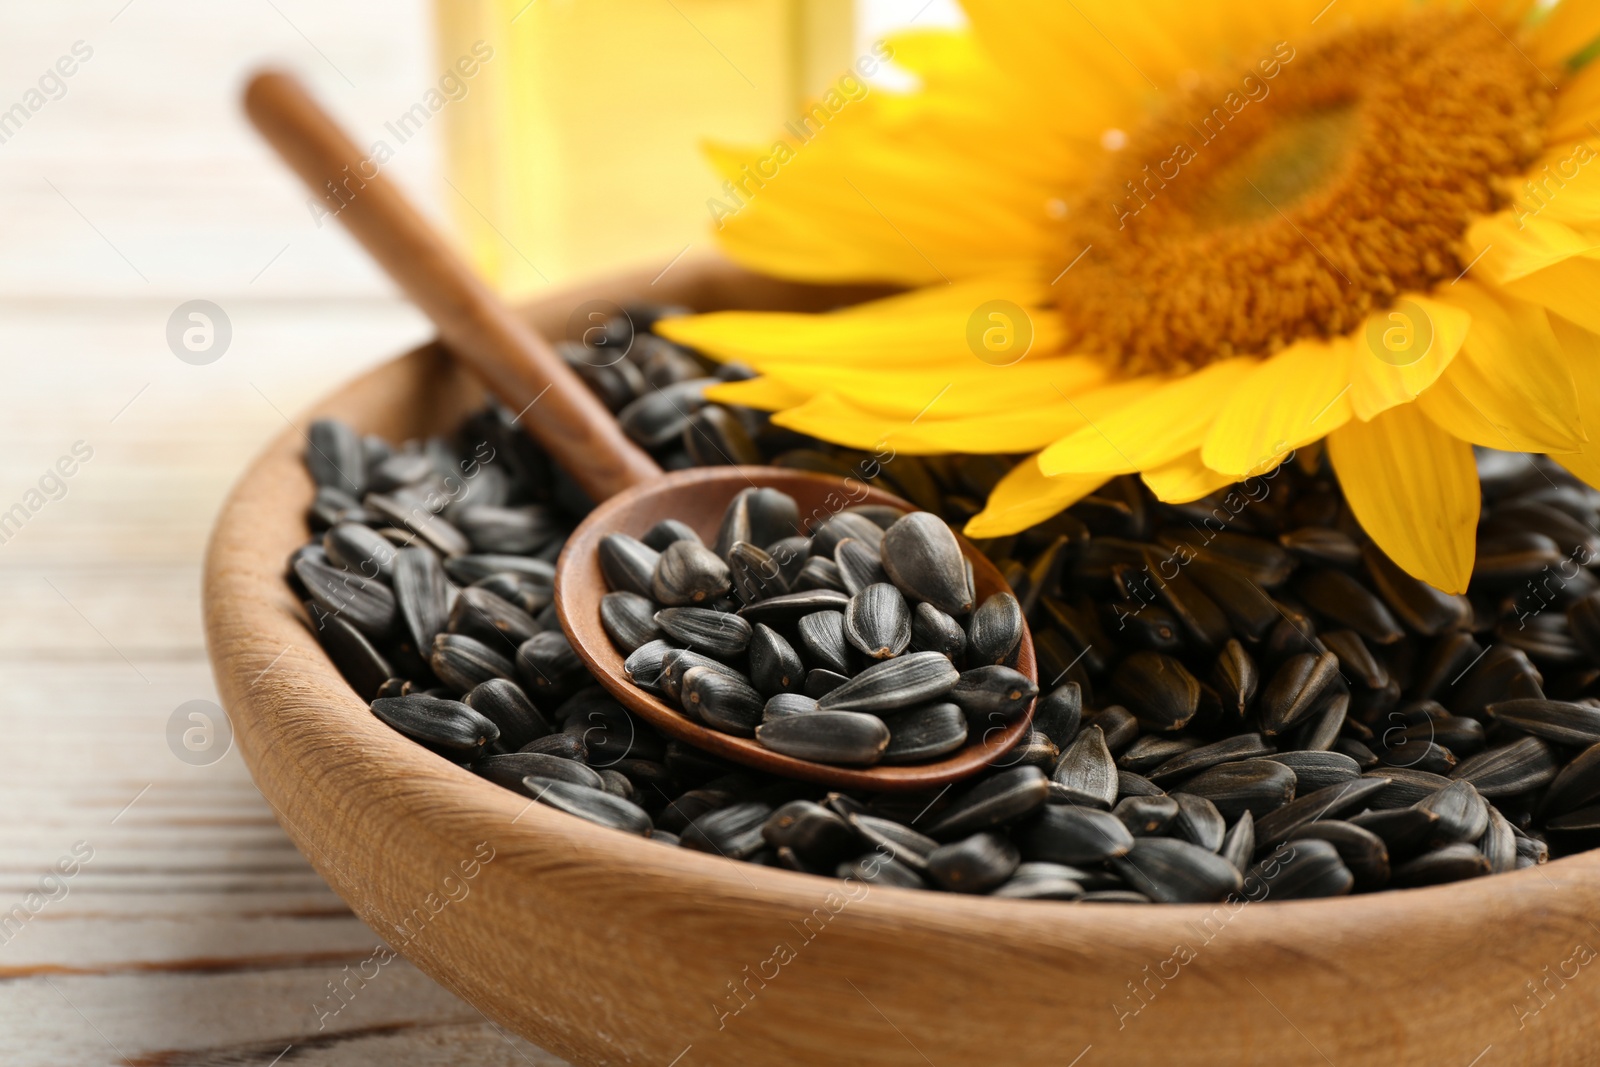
<box><xmin>556</xmin><ymin>465</ymin><xmax>1037</xmax><ymax>790</ymax></box>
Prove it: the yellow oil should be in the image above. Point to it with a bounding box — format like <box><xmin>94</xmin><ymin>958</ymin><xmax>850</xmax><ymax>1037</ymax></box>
<box><xmin>434</xmin><ymin>0</ymin><xmax>855</xmax><ymax>295</ymax></box>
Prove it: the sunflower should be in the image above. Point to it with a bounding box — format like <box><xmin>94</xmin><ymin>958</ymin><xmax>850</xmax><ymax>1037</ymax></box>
<box><xmin>656</xmin><ymin>0</ymin><xmax>1600</xmax><ymax>594</ymax></box>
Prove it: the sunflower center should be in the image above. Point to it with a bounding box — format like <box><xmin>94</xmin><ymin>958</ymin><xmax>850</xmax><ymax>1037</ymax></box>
<box><xmin>1056</xmin><ymin>14</ymin><xmax>1551</xmax><ymax>372</ymax></box>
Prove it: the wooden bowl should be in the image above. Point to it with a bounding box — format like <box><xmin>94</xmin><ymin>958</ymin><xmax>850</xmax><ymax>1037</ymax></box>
<box><xmin>204</xmin><ymin>258</ymin><xmax>1600</xmax><ymax>1067</ymax></box>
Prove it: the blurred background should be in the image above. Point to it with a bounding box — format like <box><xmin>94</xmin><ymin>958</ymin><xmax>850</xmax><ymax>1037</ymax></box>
<box><xmin>0</xmin><ymin>1</ymin><xmax>957</xmax><ymax>1063</ymax></box>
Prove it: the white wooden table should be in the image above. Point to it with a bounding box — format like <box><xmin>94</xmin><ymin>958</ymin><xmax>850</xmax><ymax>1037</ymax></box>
<box><xmin>0</xmin><ymin>3</ymin><xmax>569</xmax><ymax>1061</ymax></box>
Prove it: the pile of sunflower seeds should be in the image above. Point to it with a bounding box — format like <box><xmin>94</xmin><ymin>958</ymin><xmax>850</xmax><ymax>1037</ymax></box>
<box><xmin>600</xmin><ymin>491</ymin><xmax>1035</xmax><ymax>766</ymax></box>
<box><xmin>289</xmin><ymin>304</ymin><xmax>1600</xmax><ymax>901</ymax></box>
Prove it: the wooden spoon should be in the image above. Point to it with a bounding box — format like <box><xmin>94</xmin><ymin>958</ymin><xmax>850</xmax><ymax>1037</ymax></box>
<box><xmin>243</xmin><ymin>71</ymin><xmax>1036</xmax><ymax>790</ymax></box>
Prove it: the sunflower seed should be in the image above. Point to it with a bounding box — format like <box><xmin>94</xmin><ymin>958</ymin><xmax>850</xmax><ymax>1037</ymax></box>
<box><xmin>296</xmin><ymin>555</ymin><xmax>398</xmax><ymax>640</ymax></box>
<box><xmin>1540</xmin><ymin>741</ymin><xmax>1600</xmax><ymax>816</ymax></box>
<box><xmin>516</xmin><ymin>631</ymin><xmax>586</xmax><ymax>694</ymax></box>
<box><xmin>1450</xmin><ymin>736</ymin><xmax>1558</xmax><ymax>798</ymax></box>
<box><xmin>597</xmin><ymin>534</ymin><xmax>660</xmax><ymax>597</ymax></box>
<box><xmin>792</xmin><ymin>556</ymin><xmax>847</xmax><ymax>593</ymax></box>
<box><xmin>1164</xmin><ymin>796</ymin><xmax>1222</xmax><ymax>857</ymax></box>
<box><xmin>762</xmin><ymin>693</ymin><xmax>819</xmax><ymax>722</ymax></box>
<box><xmin>622</xmin><ymin>639</ymin><xmax>676</xmax><ymax>690</ymax></box>
<box><xmin>312</xmin><ymin>613</ymin><xmax>392</xmax><ymax>701</ymax></box>
<box><xmin>1114</xmin><ymin>795</ymin><xmax>1180</xmax><ymax>836</ymax></box>
<box><xmin>1186</xmin><ymin>558</ymin><xmax>1279</xmax><ymax>641</ymax></box>
<box><xmin>804</xmin><ymin>669</ymin><xmax>851</xmax><ymax>699</ymax></box>
<box><xmin>881</xmin><ymin>702</ymin><xmax>968</xmax><ymax>763</ymax></box>
<box><xmin>463</xmin><ymin>678</ymin><xmax>552</xmax><ymax>750</ymax></box>
<box><xmin>1363</xmin><ymin>543</ymin><xmax>1472</xmax><ymax>635</ymax></box>
<box><xmin>761</xmin><ymin>800</ymin><xmax>856</xmax><ymax>865</ymax></box>
<box><xmin>1219</xmin><ymin>810</ymin><xmax>1256</xmax><ymax>871</ymax></box>
<box><xmin>796</xmin><ymin>610</ymin><xmax>851</xmax><ymax>675</ymax></box>
<box><xmin>641</xmin><ymin>519</ymin><xmax>701</xmax><ymax>551</ymax></box>
<box><xmin>811</xmin><ymin>651</ymin><xmax>961</xmax><ymax>713</ymax></box>
<box><xmin>1290</xmin><ymin>688</ymin><xmax>1348</xmax><ymax>754</ymax></box>
<box><xmin>927</xmin><ymin>832</ymin><xmax>1020</xmax><ymax>893</ymax></box>
<box><xmin>1247</xmin><ymin>838</ymin><xmax>1353</xmax><ymax>899</ymax></box>
<box><xmin>1148</xmin><ymin>734</ymin><xmax>1273</xmax><ymax>785</ymax></box>
<box><xmin>454</xmin><ymin>505</ymin><xmax>559</xmax><ymax>555</ymax></box>
<box><xmin>926</xmin><ymin>766</ymin><xmax>1050</xmax><ymax>839</ymax></box>
<box><xmin>1212</xmin><ymin>639</ymin><xmax>1259</xmax><ymax>719</ymax></box>
<box><xmin>682</xmin><ymin>801</ymin><xmax>772</xmax><ymax>858</ymax></box>
<box><xmin>1376</xmin><ymin>739</ymin><xmax>1457</xmax><ymax>775</ymax></box>
<box><xmin>1016</xmin><ymin>804</ymin><xmax>1133</xmax><ymax>864</ymax></box>
<box><xmin>1321</xmin><ymin>629</ymin><xmax>1388</xmax><ymax>689</ymax></box>
<box><xmin>681</xmin><ymin>667</ymin><xmax>764</xmax><ymax>736</ymax></box>
<box><xmin>1183</xmin><ymin>759</ymin><xmax>1299</xmax><ymax>823</ymax></box>
<box><xmin>431</xmin><ymin>633</ymin><xmax>515</xmax><ymax>690</ymax></box>
<box><xmin>481</xmin><ymin>751</ymin><xmax>600</xmax><ymax>793</ymax></box>
<box><xmin>1031</xmin><ymin>683</ymin><xmax>1083</xmax><ymax>748</ymax></box>
<box><xmin>372</xmin><ymin>694</ymin><xmax>498</xmax><ymax>754</ymax></box>
<box><xmin>1280</xmin><ymin>527</ymin><xmax>1361</xmax><ymax>568</ymax></box>
<box><xmin>1260</xmin><ymin>652</ymin><xmax>1342</xmax><ymax>737</ymax></box>
<box><xmin>1489</xmin><ymin>698</ymin><xmax>1600</xmax><ymax>747</ymax></box>
<box><xmin>968</xmin><ymin>592</ymin><xmax>1024</xmax><ymax>666</ymax></box>
<box><xmin>1285</xmin><ymin>820</ymin><xmax>1389</xmax><ymax>890</ymax></box>
<box><xmin>1415</xmin><ymin>779</ymin><xmax>1490</xmax><ymax>844</ymax></box>
<box><xmin>881</xmin><ymin>512</ymin><xmax>974</xmax><ymax>617</ymax></box>
<box><xmin>1347</xmin><ymin>807</ymin><xmax>1440</xmax><ymax>861</ymax></box>
<box><xmin>1117</xmin><ymin>770</ymin><xmax>1165</xmax><ymax>798</ymax></box>
<box><xmin>444</xmin><ymin>553</ymin><xmax>555</xmax><ymax>587</ymax></box>
<box><xmin>737</xmin><ymin>588</ymin><xmax>850</xmax><ymax>625</ymax></box>
<box><xmin>617</xmin><ymin>380</ymin><xmax>711</xmax><ymax>447</ymax></box>
<box><xmin>948</xmin><ymin>666</ymin><xmax>1038</xmax><ymax>726</ymax></box>
<box><xmin>1112</xmin><ymin>838</ymin><xmax>1242</xmax><ymax>904</ymax></box>
<box><xmin>652</xmin><ymin>540</ymin><xmax>732</xmax><ymax>606</ymax></box>
<box><xmin>323</xmin><ymin>521</ymin><xmax>396</xmax><ymax>580</ymax></box>
<box><xmin>1112</xmin><ymin>652</ymin><xmax>1200</xmax><ymax>732</ymax></box>
<box><xmin>520</xmin><ymin>733</ymin><xmax>589</xmax><ymax>762</ymax></box>
<box><xmin>1479</xmin><ymin>805</ymin><xmax>1517</xmax><ymax>874</ymax></box>
<box><xmin>1263</xmin><ymin>750</ymin><xmax>1361</xmax><ymax>793</ymax></box>
<box><xmin>991</xmin><ymin>863</ymin><xmax>1087</xmax><ymax>900</ymax></box>
<box><xmin>599</xmin><ymin>591</ymin><xmax>660</xmax><ymax>654</ymax></box>
<box><xmin>844</xmin><ymin>583</ymin><xmax>912</xmax><ymax>661</ymax></box>
<box><xmin>810</xmin><ymin>512</ymin><xmax>884</xmax><ymax>558</ymax></box>
<box><xmin>653</xmin><ymin>606</ymin><xmax>751</xmax><ymax>658</ymax></box>
<box><xmin>848</xmin><ymin>814</ymin><xmax>939</xmax><ymax>873</ymax></box>
<box><xmin>307</xmin><ymin>418</ymin><xmax>366</xmax><ymax>495</ymax></box>
<box><xmin>835</xmin><ymin>538</ymin><xmax>888</xmax><ymax>596</ymax></box>
<box><xmin>836</xmin><ymin>854</ymin><xmax>926</xmax><ymax>888</ymax></box>
<box><xmin>1390</xmin><ymin>842</ymin><xmax>1491</xmax><ymax>887</ymax></box>
<box><xmin>755</xmin><ymin>711</ymin><xmax>890</xmax><ymax>765</ymax></box>
<box><xmin>1296</xmin><ymin>569</ymin><xmax>1404</xmax><ymax>644</ymax></box>
<box><xmin>1254</xmin><ymin>776</ymin><xmax>1392</xmax><ymax>846</ymax></box>
<box><xmin>1050</xmin><ymin>725</ymin><xmax>1118</xmax><ymax>809</ymax></box>
<box><xmin>726</xmin><ymin>541</ymin><xmax>788</xmax><ymax>605</ymax></box>
<box><xmin>1119</xmin><ymin>734</ymin><xmax>1200</xmax><ymax>774</ymax></box>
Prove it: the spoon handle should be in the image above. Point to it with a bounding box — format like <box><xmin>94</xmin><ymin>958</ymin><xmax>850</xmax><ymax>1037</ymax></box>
<box><xmin>243</xmin><ymin>70</ymin><xmax>662</xmax><ymax>502</ymax></box>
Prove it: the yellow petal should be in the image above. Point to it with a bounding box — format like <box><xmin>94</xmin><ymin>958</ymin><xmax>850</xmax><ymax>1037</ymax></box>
<box><xmin>704</xmin><ymin>376</ymin><xmax>813</xmax><ymax>412</ymax></box>
<box><xmin>1201</xmin><ymin>334</ymin><xmax>1356</xmax><ymax>477</ymax></box>
<box><xmin>964</xmin><ymin>456</ymin><xmax>1108</xmax><ymax>538</ymax></box>
<box><xmin>1141</xmin><ymin>451</ymin><xmax>1239</xmax><ymax>504</ymax></box>
<box><xmin>1465</xmin><ymin>212</ymin><xmax>1600</xmax><ymax>285</ymax></box>
<box><xmin>1038</xmin><ymin>358</ymin><xmax>1257</xmax><ymax>475</ymax></box>
<box><xmin>1529</xmin><ymin>0</ymin><xmax>1600</xmax><ymax>67</ymax></box>
<box><xmin>1501</xmin><ymin>251</ymin><xmax>1600</xmax><ymax>334</ymax></box>
<box><xmin>1348</xmin><ymin>295</ymin><xmax>1471</xmax><ymax>420</ymax></box>
<box><xmin>771</xmin><ymin>378</ymin><xmax>1161</xmax><ymax>455</ymax></box>
<box><xmin>706</xmin><ymin>31</ymin><xmax>1073</xmax><ymax>286</ymax></box>
<box><xmin>656</xmin><ymin>276</ymin><xmax>1064</xmax><ymax>369</ymax></box>
<box><xmin>1548</xmin><ymin>61</ymin><xmax>1600</xmax><ymax>143</ymax></box>
<box><xmin>1413</xmin><ymin>283</ymin><xmax>1585</xmax><ymax>452</ymax></box>
<box><xmin>1549</xmin><ymin>314</ymin><xmax>1600</xmax><ymax>488</ymax></box>
<box><xmin>1326</xmin><ymin>404</ymin><xmax>1480</xmax><ymax>595</ymax></box>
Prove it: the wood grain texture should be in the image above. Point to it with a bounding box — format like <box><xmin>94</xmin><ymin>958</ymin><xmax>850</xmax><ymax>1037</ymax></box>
<box><xmin>555</xmin><ymin>465</ymin><xmax>1038</xmax><ymax>789</ymax></box>
<box><xmin>205</xmin><ymin>263</ymin><xmax>1600</xmax><ymax>1067</ymax></box>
